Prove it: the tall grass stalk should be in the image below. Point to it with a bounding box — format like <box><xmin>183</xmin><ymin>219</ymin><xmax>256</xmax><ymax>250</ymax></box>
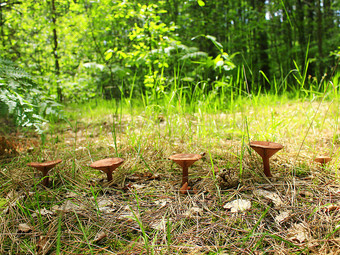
<box><xmin>90</xmin><ymin>186</ymin><xmax>101</xmax><ymax>217</ymax></box>
<box><xmin>130</xmin><ymin>191</ymin><xmax>150</xmax><ymax>254</ymax></box>
<box><xmin>166</xmin><ymin>217</ymin><xmax>173</xmax><ymax>252</ymax></box>
<box><xmin>74</xmin><ymin>211</ymin><xmax>94</xmax><ymax>254</ymax></box>
<box><xmin>111</xmin><ymin>120</ymin><xmax>118</xmax><ymax>157</ymax></box>
<box><xmin>243</xmin><ymin>206</ymin><xmax>270</xmax><ymax>242</ymax></box>
<box><xmin>209</xmin><ymin>151</ymin><xmax>221</xmax><ymax>203</ymax></box>
<box><xmin>56</xmin><ymin>213</ymin><xmax>62</xmax><ymax>253</ymax></box>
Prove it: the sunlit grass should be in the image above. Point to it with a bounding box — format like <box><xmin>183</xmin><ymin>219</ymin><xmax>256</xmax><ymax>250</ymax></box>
<box><xmin>1</xmin><ymin>70</ymin><xmax>339</xmax><ymax>253</ymax></box>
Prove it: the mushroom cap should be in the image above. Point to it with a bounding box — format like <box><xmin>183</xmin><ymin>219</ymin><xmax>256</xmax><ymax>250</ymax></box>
<box><xmin>168</xmin><ymin>154</ymin><xmax>202</xmax><ymax>168</ymax></box>
<box><xmin>27</xmin><ymin>159</ymin><xmax>62</xmax><ymax>173</ymax></box>
<box><xmin>249</xmin><ymin>141</ymin><xmax>283</xmax><ymax>159</ymax></box>
<box><xmin>314</xmin><ymin>156</ymin><xmax>332</xmax><ymax>164</ymax></box>
<box><xmin>90</xmin><ymin>158</ymin><xmax>124</xmax><ymax>173</ymax></box>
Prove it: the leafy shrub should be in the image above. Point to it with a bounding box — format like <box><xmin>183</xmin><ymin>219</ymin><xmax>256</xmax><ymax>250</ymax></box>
<box><xmin>0</xmin><ymin>58</ymin><xmax>62</xmax><ymax>133</ymax></box>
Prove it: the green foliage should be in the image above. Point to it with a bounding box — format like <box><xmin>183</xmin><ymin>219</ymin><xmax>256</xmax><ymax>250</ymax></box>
<box><xmin>0</xmin><ymin>0</ymin><xmax>338</xmax><ymax>103</ymax></box>
<box><xmin>0</xmin><ymin>198</ymin><xmax>8</xmax><ymax>209</ymax></box>
<box><xmin>0</xmin><ymin>58</ymin><xmax>62</xmax><ymax>132</ymax></box>
<box><xmin>330</xmin><ymin>47</ymin><xmax>340</xmax><ymax>60</ymax></box>
<box><xmin>102</xmin><ymin>2</ymin><xmax>236</xmax><ymax>102</ymax></box>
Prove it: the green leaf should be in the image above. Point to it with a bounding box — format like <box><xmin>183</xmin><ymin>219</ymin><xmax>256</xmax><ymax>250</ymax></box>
<box><xmin>105</xmin><ymin>50</ymin><xmax>113</xmax><ymax>61</ymax></box>
<box><xmin>197</xmin><ymin>0</ymin><xmax>205</xmax><ymax>7</ymax></box>
<box><xmin>205</xmin><ymin>35</ymin><xmax>223</xmax><ymax>50</ymax></box>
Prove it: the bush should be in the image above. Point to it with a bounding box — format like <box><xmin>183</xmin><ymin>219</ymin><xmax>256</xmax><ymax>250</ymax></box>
<box><xmin>0</xmin><ymin>58</ymin><xmax>62</xmax><ymax>133</ymax></box>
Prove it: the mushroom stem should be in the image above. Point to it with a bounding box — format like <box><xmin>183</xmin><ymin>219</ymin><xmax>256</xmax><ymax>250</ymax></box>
<box><xmin>182</xmin><ymin>165</ymin><xmax>189</xmax><ymax>186</ymax></box>
<box><xmin>42</xmin><ymin>170</ymin><xmax>49</xmax><ymax>186</ymax></box>
<box><xmin>263</xmin><ymin>156</ymin><xmax>272</xmax><ymax>177</ymax></box>
<box><xmin>106</xmin><ymin>168</ymin><xmax>113</xmax><ymax>182</ymax></box>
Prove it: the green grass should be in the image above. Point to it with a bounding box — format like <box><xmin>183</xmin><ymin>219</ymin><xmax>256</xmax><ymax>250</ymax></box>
<box><xmin>0</xmin><ymin>68</ymin><xmax>339</xmax><ymax>254</ymax></box>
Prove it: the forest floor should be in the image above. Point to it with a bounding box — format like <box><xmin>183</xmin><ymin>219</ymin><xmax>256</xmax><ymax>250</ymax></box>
<box><xmin>0</xmin><ymin>97</ymin><xmax>339</xmax><ymax>254</ymax></box>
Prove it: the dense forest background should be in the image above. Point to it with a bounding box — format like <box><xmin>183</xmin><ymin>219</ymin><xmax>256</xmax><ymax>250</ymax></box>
<box><xmin>0</xmin><ymin>0</ymin><xmax>339</xmax><ymax>129</ymax></box>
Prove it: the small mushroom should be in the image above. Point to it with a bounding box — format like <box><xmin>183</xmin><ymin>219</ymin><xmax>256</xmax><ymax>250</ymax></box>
<box><xmin>168</xmin><ymin>154</ymin><xmax>202</xmax><ymax>186</ymax></box>
<box><xmin>249</xmin><ymin>141</ymin><xmax>283</xmax><ymax>177</ymax></box>
<box><xmin>27</xmin><ymin>159</ymin><xmax>62</xmax><ymax>186</ymax></box>
<box><xmin>90</xmin><ymin>158</ymin><xmax>124</xmax><ymax>182</ymax></box>
<box><xmin>314</xmin><ymin>156</ymin><xmax>331</xmax><ymax>167</ymax></box>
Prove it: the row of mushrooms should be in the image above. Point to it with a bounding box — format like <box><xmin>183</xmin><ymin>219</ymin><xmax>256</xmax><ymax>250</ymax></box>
<box><xmin>27</xmin><ymin>141</ymin><xmax>332</xmax><ymax>188</ymax></box>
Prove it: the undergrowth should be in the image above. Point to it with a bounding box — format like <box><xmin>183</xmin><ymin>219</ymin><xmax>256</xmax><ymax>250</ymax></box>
<box><xmin>0</xmin><ymin>88</ymin><xmax>339</xmax><ymax>254</ymax></box>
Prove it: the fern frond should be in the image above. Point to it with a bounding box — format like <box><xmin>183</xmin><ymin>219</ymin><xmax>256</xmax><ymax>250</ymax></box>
<box><xmin>180</xmin><ymin>51</ymin><xmax>208</xmax><ymax>60</ymax></box>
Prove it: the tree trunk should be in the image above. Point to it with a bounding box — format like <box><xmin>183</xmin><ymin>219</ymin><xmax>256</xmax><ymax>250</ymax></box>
<box><xmin>254</xmin><ymin>0</ymin><xmax>270</xmax><ymax>90</ymax></box>
<box><xmin>0</xmin><ymin>5</ymin><xmax>5</xmax><ymax>48</ymax></box>
<box><xmin>323</xmin><ymin>0</ymin><xmax>333</xmax><ymax>37</ymax></box>
<box><xmin>316</xmin><ymin>0</ymin><xmax>323</xmax><ymax>75</ymax></box>
<box><xmin>282</xmin><ymin>0</ymin><xmax>293</xmax><ymax>77</ymax></box>
<box><xmin>296</xmin><ymin>0</ymin><xmax>306</xmax><ymax>72</ymax></box>
<box><xmin>323</xmin><ymin>0</ymin><xmax>335</xmax><ymax>68</ymax></box>
<box><xmin>306</xmin><ymin>0</ymin><xmax>315</xmax><ymax>77</ymax></box>
<box><xmin>166</xmin><ymin>0</ymin><xmax>179</xmax><ymax>24</ymax></box>
<box><xmin>51</xmin><ymin>0</ymin><xmax>62</xmax><ymax>102</ymax></box>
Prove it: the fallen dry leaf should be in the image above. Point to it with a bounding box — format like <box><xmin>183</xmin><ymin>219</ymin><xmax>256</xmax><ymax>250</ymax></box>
<box><xmin>254</xmin><ymin>189</ymin><xmax>283</xmax><ymax>207</ymax></box>
<box><xmin>96</xmin><ymin>197</ymin><xmax>116</xmax><ymax>214</ymax></box>
<box><xmin>275</xmin><ymin>211</ymin><xmax>291</xmax><ymax>224</ymax></box>
<box><xmin>100</xmin><ymin>206</ymin><xmax>116</xmax><ymax>213</ymax></box>
<box><xmin>31</xmin><ymin>208</ymin><xmax>55</xmax><ymax>218</ymax></box>
<box><xmin>131</xmin><ymin>184</ymin><xmax>146</xmax><ymax>190</ymax></box>
<box><xmin>97</xmin><ymin>197</ymin><xmax>115</xmax><ymax>208</ymax></box>
<box><xmin>6</xmin><ymin>190</ymin><xmax>20</xmax><ymax>200</ymax></box>
<box><xmin>65</xmin><ymin>191</ymin><xmax>79</xmax><ymax>198</ymax></box>
<box><xmin>37</xmin><ymin>236</ymin><xmax>50</xmax><ymax>254</ymax></box>
<box><xmin>93</xmin><ymin>231</ymin><xmax>107</xmax><ymax>242</ymax></box>
<box><xmin>183</xmin><ymin>206</ymin><xmax>203</xmax><ymax>218</ymax></box>
<box><xmin>117</xmin><ymin>206</ymin><xmax>135</xmax><ymax>220</ymax></box>
<box><xmin>149</xmin><ymin>218</ymin><xmax>172</xmax><ymax>231</ymax></box>
<box><xmin>154</xmin><ymin>199</ymin><xmax>171</xmax><ymax>208</ymax></box>
<box><xmin>224</xmin><ymin>199</ymin><xmax>251</xmax><ymax>213</ymax></box>
<box><xmin>118</xmin><ymin>211</ymin><xmax>134</xmax><ymax>220</ymax></box>
<box><xmin>52</xmin><ymin>200</ymin><xmax>85</xmax><ymax>213</ymax></box>
<box><xmin>287</xmin><ymin>223</ymin><xmax>309</xmax><ymax>243</ymax></box>
<box><xmin>18</xmin><ymin>223</ymin><xmax>32</xmax><ymax>233</ymax></box>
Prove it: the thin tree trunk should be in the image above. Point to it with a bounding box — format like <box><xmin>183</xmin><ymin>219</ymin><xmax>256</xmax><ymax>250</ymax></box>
<box><xmin>257</xmin><ymin>0</ymin><xmax>270</xmax><ymax>89</ymax></box>
<box><xmin>323</xmin><ymin>0</ymin><xmax>335</xmax><ymax>68</ymax></box>
<box><xmin>323</xmin><ymin>0</ymin><xmax>333</xmax><ymax>36</ymax></box>
<box><xmin>296</xmin><ymin>0</ymin><xmax>306</xmax><ymax>71</ymax></box>
<box><xmin>316</xmin><ymin>0</ymin><xmax>323</xmax><ymax>76</ymax></box>
<box><xmin>84</xmin><ymin>1</ymin><xmax>118</xmax><ymax>99</ymax></box>
<box><xmin>0</xmin><ymin>5</ymin><xmax>5</xmax><ymax>47</ymax></box>
<box><xmin>306</xmin><ymin>0</ymin><xmax>315</xmax><ymax>77</ymax></box>
<box><xmin>166</xmin><ymin>0</ymin><xmax>179</xmax><ymax>24</ymax></box>
<box><xmin>283</xmin><ymin>0</ymin><xmax>293</xmax><ymax>76</ymax></box>
<box><xmin>51</xmin><ymin>0</ymin><xmax>62</xmax><ymax>102</ymax></box>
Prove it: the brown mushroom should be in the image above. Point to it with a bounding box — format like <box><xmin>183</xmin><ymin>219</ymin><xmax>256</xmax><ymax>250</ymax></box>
<box><xmin>27</xmin><ymin>159</ymin><xmax>62</xmax><ymax>186</ymax></box>
<box><xmin>90</xmin><ymin>158</ymin><xmax>124</xmax><ymax>182</ymax></box>
<box><xmin>168</xmin><ymin>154</ymin><xmax>202</xmax><ymax>186</ymax></box>
<box><xmin>249</xmin><ymin>141</ymin><xmax>283</xmax><ymax>177</ymax></box>
<box><xmin>314</xmin><ymin>156</ymin><xmax>331</xmax><ymax>167</ymax></box>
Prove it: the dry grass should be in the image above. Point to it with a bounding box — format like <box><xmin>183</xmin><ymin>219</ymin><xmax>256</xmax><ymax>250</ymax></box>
<box><xmin>0</xmin><ymin>98</ymin><xmax>339</xmax><ymax>254</ymax></box>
